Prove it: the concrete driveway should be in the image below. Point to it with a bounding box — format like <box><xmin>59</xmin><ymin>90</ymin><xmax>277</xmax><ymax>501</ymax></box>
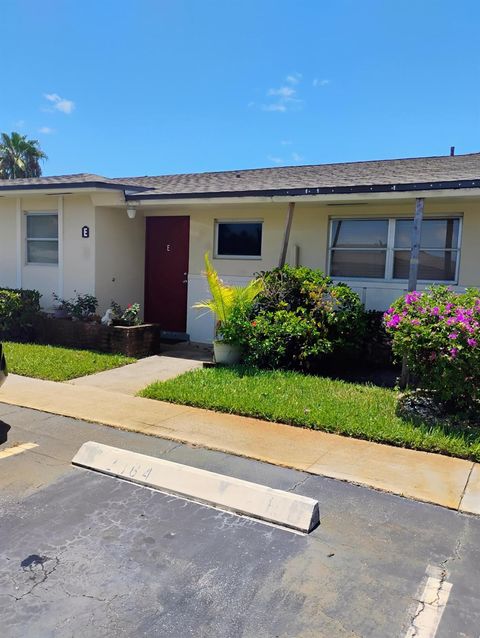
<box><xmin>0</xmin><ymin>403</ymin><xmax>479</xmax><ymax>637</ymax></box>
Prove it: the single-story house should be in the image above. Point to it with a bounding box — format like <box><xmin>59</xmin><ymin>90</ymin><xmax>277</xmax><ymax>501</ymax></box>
<box><xmin>0</xmin><ymin>152</ymin><xmax>479</xmax><ymax>343</ymax></box>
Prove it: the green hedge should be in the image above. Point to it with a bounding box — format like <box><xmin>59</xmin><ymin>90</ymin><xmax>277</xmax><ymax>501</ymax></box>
<box><xmin>0</xmin><ymin>287</ymin><xmax>41</xmax><ymax>339</ymax></box>
<box><xmin>220</xmin><ymin>265</ymin><xmax>369</xmax><ymax>371</ymax></box>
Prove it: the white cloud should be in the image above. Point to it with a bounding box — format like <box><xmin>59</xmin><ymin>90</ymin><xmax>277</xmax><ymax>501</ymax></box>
<box><xmin>268</xmin><ymin>86</ymin><xmax>296</xmax><ymax>98</ymax></box>
<box><xmin>39</xmin><ymin>126</ymin><xmax>55</xmax><ymax>134</ymax></box>
<box><xmin>268</xmin><ymin>155</ymin><xmax>284</xmax><ymax>165</ymax></box>
<box><xmin>262</xmin><ymin>103</ymin><xmax>287</xmax><ymax>112</ymax></box>
<box><xmin>44</xmin><ymin>93</ymin><xmax>75</xmax><ymax>114</ymax></box>
<box><xmin>313</xmin><ymin>78</ymin><xmax>330</xmax><ymax>87</ymax></box>
<box><xmin>14</xmin><ymin>119</ymin><xmax>25</xmax><ymax>129</ymax></box>
<box><xmin>292</xmin><ymin>152</ymin><xmax>304</xmax><ymax>162</ymax></box>
<box><xmin>280</xmin><ymin>140</ymin><xmax>292</xmax><ymax>145</ymax></box>
<box><xmin>255</xmin><ymin>73</ymin><xmax>305</xmax><ymax>113</ymax></box>
<box><xmin>286</xmin><ymin>72</ymin><xmax>302</xmax><ymax>85</ymax></box>
<box><xmin>263</xmin><ymin>80</ymin><xmax>303</xmax><ymax>113</ymax></box>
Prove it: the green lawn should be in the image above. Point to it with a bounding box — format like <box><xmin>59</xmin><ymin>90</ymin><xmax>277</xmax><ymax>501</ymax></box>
<box><xmin>140</xmin><ymin>365</ymin><xmax>480</xmax><ymax>462</ymax></box>
<box><xmin>3</xmin><ymin>341</ymin><xmax>136</xmax><ymax>381</ymax></box>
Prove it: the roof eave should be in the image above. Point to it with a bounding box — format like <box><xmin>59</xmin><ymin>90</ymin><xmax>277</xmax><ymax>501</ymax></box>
<box><xmin>0</xmin><ymin>181</ymin><xmax>147</xmax><ymax>194</ymax></box>
<box><xmin>126</xmin><ymin>178</ymin><xmax>480</xmax><ymax>201</ymax></box>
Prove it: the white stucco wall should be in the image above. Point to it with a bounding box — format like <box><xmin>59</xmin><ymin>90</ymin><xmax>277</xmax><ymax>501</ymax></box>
<box><xmin>63</xmin><ymin>196</ymin><xmax>96</xmax><ymax>301</ymax></box>
<box><xmin>94</xmin><ymin>206</ymin><xmax>145</xmax><ymax>316</ymax></box>
<box><xmin>144</xmin><ymin>196</ymin><xmax>480</xmax><ymax>342</ymax></box>
<box><xmin>0</xmin><ymin>194</ymin><xmax>96</xmax><ymax>309</ymax></box>
<box><xmin>0</xmin><ymin>198</ymin><xmax>19</xmax><ymax>288</ymax></box>
<box><xmin>0</xmin><ymin>193</ymin><xmax>144</xmax><ymax>317</ymax></box>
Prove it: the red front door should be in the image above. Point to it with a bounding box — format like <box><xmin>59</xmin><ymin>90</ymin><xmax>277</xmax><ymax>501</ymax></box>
<box><xmin>144</xmin><ymin>216</ymin><xmax>190</xmax><ymax>332</ymax></box>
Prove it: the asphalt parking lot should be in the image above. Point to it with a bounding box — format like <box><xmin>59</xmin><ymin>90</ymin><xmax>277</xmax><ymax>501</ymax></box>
<box><xmin>0</xmin><ymin>402</ymin><xmax>479</xmax><ymax>637</ymax></box>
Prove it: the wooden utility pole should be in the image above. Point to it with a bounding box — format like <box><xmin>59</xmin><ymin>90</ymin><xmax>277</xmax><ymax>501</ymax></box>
<box><xmin>278</xmin><ymin>202</ymin><xmax>295</xmax><ymax>267</ymax></box>
<box><xmin>400</xmin><ymin>197</ymin><xmax>424</xmax><ymax>388</ymax></box>
<box><xmin>407</xmin><ymin>197</ymin><xmax>424</xmax><ymax>292</ymax></box>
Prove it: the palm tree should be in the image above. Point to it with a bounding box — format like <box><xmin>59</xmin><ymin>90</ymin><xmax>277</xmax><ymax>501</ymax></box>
<box><xmin>0</xmin><ymin>132</ymin><xmax>48</xmax><ymax>179</ymax></box>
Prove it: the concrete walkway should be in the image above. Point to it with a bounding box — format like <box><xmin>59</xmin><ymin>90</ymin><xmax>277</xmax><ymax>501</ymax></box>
<box><xmin>69</xmin><ymin>354</ymin><xmax>204</xmax><ymax>395</ymax></box>
<box><xmin>0</xmin><ymin>373</ymin><xmax>479</xmax><ymax>515</ymax></box>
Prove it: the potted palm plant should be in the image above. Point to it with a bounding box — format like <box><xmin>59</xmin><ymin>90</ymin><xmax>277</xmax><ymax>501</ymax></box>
<box><xmin>194</xmin><ymin>253</ymin><xmax>263</xmax><ymax>364</ymax></box>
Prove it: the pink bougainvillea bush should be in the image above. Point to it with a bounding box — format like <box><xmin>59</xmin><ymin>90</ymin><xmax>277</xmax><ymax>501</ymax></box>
<box><xmin>384</xmin><ymin>286</ymin><xmax>480</xmax><ymax>413</ymax></box>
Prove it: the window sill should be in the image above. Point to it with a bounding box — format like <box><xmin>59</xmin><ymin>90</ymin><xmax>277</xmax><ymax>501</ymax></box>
<box><xmin>213</xmin><ymin>255</ymin><xmax>262</xmax><ymax>260</ymax></box>
<box><xmin>25</xmin><ymin>262</ymin><xmax>59</xmax><ymax>267</ymax></box>
<box><xmin>331</xmin><ymin>277</ymin><xmax>459</xmax><ymax>287</ymax></box>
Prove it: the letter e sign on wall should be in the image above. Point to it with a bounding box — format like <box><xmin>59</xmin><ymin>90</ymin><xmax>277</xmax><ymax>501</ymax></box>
<box><xmin>82</xmin><ymin>225</ymin><xmax>90</xmax><ymax>238</ymax></box>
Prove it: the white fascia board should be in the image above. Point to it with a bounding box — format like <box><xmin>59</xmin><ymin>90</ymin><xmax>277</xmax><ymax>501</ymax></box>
<box><xmin>0</xmin><ymin>186</ymin><xmax>118</xmax><ymax>198</ymax></box>
<box><xmin>133</xmin><ymin>188</ymin><xmax>480</xmax><ymax>207</ymax></box>
<box><xmin>135</xmin><ymin>195</ymin><xmax>275</xmax><ymax>206</ymax></box>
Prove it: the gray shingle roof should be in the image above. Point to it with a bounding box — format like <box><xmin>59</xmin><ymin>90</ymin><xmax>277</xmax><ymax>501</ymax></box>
<box><xmin>0</xmin><ymin>173</ymin><xmax>145</xmax><ymax>190</ymax></box>
<box><xmin>0</xmin><ymin>173</ymin><xmax>103</xmax><ymax>186</ymax></box>
<box><xmin>1</xmin><ymin>153</ymin><xmax>480</xmax><ymax>198</ymax></box>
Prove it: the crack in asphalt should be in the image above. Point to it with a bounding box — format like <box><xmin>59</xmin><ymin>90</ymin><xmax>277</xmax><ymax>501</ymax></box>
<box><xmin>407</xmin><ymin>569</ymin><xmax>449</xmax><ymax>638</ymax></box>
<box><xmin>10</xmin><ymin>555</ymin><xmax>61</xmax><ymax>602</ymax></box>
<box><xmin>164</xmin><ymin>442</ymin><xmax>184</xmax><ymax>455</ymax></box>
<box><xmin>63</xmin><ymin>589</ymin><xmax>120</xmax><ymax>605</ymax></box>
<box><xmin>287</xmin><ymin>474</ymin><xmax>312</xmax><ymax>493</ymax></box>
<box><xmin>407</xmin><ymin>599</ymin><xmax>426</xmax><ymax>638</ymax></box>
<box><xmin>406</xmin><ymin>522</ymin><xmax>467</xmax><ymax>636</ymax></box>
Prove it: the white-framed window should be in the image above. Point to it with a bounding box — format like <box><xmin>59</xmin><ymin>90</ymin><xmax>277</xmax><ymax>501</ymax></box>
<box><xmin>214</xmin><ymin>220</ymin><xmax>263</xmax><ymax>259</ymax></box>
<box><xmin>26</xmin><ymin>212</ymin><xmax>59</xmax><ymax>265</ymax></box>
<box><xmin>328</xmin><ymin>217</ymin><xmax>461</xmax><ymax>282</ymax></box>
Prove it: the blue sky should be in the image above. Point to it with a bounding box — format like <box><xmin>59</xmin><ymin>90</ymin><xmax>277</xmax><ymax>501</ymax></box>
<box><xmin>1</xmin><ymin>0</ymin><xmax>479</xmax><ymax>177</ymax></box>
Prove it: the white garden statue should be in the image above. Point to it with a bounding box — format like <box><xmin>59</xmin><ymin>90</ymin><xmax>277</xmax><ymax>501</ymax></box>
<box><xmin>101</xmin><ymin>308</ymin><xmax>114</xmax><ymax>326</ymax></box>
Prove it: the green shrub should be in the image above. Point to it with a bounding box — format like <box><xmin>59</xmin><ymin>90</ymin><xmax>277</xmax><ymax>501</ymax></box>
<box><xmin>216</xmin><ymin>301</ymin><xmax>254</xmax><ymax>345</ymax></box>
<box><xmin>384</xmin><ymin>286</ymin><xmax>480</xmax><ymax>413</ymax></box>
<box><xmin>0</xmin><ymin>287</ymin><xmax>41</xmax><ymax>338</ymax></box>
<box><xmin>221</xmin><ymin>265</ymin><xmax>366</xmax><ymax>370</ymax></box>
<box><xmin>242</xmin><ymin>308</ymin><xmax>331</xmax><ymax>368</ymax></box>
<box><xmin>361</xmin><ymin>310</ymin><xmax>394</xmax><ymax>368</ymax></box>
<box><xmin>53</xmin><ymin>291</ymin><xmax>98</xmax><ymax>321</ymax></box>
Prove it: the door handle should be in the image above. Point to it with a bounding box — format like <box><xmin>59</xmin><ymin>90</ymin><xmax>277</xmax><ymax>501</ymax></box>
<box><xmin>182</xmin><ymin>279</ymin><xmax>188</xmax><ymax>284</ymax></box>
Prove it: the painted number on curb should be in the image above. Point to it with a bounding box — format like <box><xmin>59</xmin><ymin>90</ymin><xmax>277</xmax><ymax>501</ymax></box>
<box><xmin>105</xmin><ymin>457</ymin><xmax>153</xmax><ymax>481</ymax></box>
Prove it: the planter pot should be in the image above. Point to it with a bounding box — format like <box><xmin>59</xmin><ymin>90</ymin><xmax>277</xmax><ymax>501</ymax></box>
<box><xmin>213</xmin><ymin>341</ymin><xmax>242</xmax><ymax>365</ymax></box>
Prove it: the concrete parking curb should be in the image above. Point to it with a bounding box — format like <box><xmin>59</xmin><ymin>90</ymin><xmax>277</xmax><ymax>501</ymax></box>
<box><xmin>72</xmin><ymin>441</ymin><xmax>320</xmax><ymax>533</ymax></box>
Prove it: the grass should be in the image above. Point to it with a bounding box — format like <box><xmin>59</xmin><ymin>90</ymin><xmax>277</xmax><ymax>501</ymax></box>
<box><xmin>3</xmin><ymin>341</ymin><xmax>136</xmax><ymax>382</ymax></box>
<box><xmin>140</xmin><ymin>365</ymin><xmax>480</xmax><ymax>462</ymax></box>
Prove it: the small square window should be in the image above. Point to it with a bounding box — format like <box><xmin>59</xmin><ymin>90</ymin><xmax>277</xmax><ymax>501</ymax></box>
<box><xmin>215</xmin><ymin>221</ymin><xmax>262</xmax><ymax>258</ymax></box>
<box><xmin>26</xmin><ymin>213</ymin><xmax>59</xmax><ymax>264</ymax></box>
